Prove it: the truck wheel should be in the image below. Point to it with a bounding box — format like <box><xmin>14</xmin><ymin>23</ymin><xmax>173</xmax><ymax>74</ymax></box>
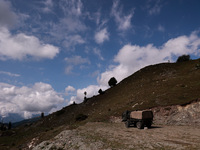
<box><xmin>146</xmin><ymin>122</ymin><xmax>152</xmax><ymax>128</ymax></box>
<box><xmin>125</xmin><ymin>121</ymin><xmax>130</xmax><ymax>128</ymax></box>
<box><xmin>136</xmin><ymin>122</ymin><xmax>143</xmax><ymax>129</ymax></box>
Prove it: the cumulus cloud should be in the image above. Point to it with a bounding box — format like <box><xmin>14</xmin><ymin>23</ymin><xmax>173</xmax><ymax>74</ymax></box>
<box><xmin>0</xmin><ymin>27</ymin><xmax>59</xmax><ymax>60</ymax></box>
<box><xmin>98</xmin><ymin>31</ymin><xmax>200</xmax><ymax>86</ymax></box>
<box><xmin>0</xmin><ymin>0</ymin><xmax>29</xmax><ymax>29</ymax></box>
<box><xmin>0</xmin><ymin>0</ymin><xmax>18</xmax><ymax>28</ymax></box>
<box><xmin>0</xmin><ymin>82</ymin><xmax>64</xmax><ymax>119</ymax></box>
<box><xmin>111</xmin><ymin>0</ymin><xmax>134</xmax><ymax>31</ymax></box>
<box><xmin>67</xmin><ymin>31</ymin><xmax>200</xmax><ymax>104</ymax></box>
<box><xmin>68</xmin><ymin>85</ymin><xmax>108</xmax><ymax>104</ymax></box>
<box><xmin>65</xmin><ymin>86</ymin><xmax>76</xmax><ymax>96</ymax></box>
<box><xmin>95</xmin><ymin>28</ymin><xmax>109</xmax><ymax>44</ymax></box>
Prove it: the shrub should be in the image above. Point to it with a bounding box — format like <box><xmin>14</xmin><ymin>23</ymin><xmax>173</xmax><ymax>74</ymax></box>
<box><xmin>176</xmin><ymin>54</ymin><xmax>190</xmax><ymax>62</ymax></box>
<box><xmin>41</xmin><ymin>112</ymin><xmax>44</xmax><ymax>118</ymax></box>
<box><xmin>8</xmin><ymin>122</ymin><xmax>12</xmax><ymax>130</ymax></box>
<box><xmin>108</xmin><ymin>77</ymin><xmax>117</xmax><ymax>87</ymax></box>
<box><xmin>75</xmin><ymin>114</ymin><xmax>88</xmax><ymax>121</ymax></box>
<box><xmin>98</xmin><ymin>89</ymin><xmax>104</xmax><ymax>95</ymax></box>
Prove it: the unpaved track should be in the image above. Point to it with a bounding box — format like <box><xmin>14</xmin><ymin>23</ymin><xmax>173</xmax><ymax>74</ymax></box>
<box><xmin>33</xmin><ymin>122</ymin><xmax>200</xmax><ymax>150</ymax></box>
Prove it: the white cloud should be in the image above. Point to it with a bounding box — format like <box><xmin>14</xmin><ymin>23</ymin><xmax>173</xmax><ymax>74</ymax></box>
<box><xmin>0</xmin><ymin>0</ymin><xmax>18</xmax><ymax>28</ymax></box>
<box><xmin>63</xmin><ymin>35</ymin><xmax>85</xmax><ymax>48</ymax></box>
<box><xmin>65</xmin><ymin>55</ymin><xmax>90</xmax><ymax>65</ymax></box>
<box><xmin>0</xmin><ymin>71</ymin><xmax>20</xmax><ymax>77</ymax></box>
<box><xmin>146</xmin><ymin>0</ymin><xmax>163</xmax><ymax>15</ymax></box>
<box><xmin>0</xmin><ymin>82</ymin><xmax>64</xmax><ymax>119</ymax></box>
<box><xmin>111</xmin><ymin>0</ymin><xmax>134</xmax><ymax>31</ymax></box>
<box><xmin>60</xmin><ymin>0</ymin><xmax>83</xmax><ymax>17</ymax></box>
<box><xmin>65</xmin><ymin>55</ymin><xmax>90</xmax><ymax>74</ymax></box>
<box><xmin>0</xmin><ymin>0</ymin><xmax>29</xmax><ymax>29</ymax></box>
<box><xmin>65</xmin><ymin>86</ymin><xmax>76</xmax><ymax>96</ymax></box>
<box><xmin>45</xmin><ymin>0</ymin><xmax>86</xmax><ymax>49</ymax></box>
<box><xmin>42</xmin><ymin>0</ymin><xmax>54</xmax><ymax>13</ymax></box>
<box><xmin>94</xmin><ymin>9</ymin><xmax>101</xmax><ymax>25</ymax></box>
<box><xmin>68</xmin><ymin>31</ymin><xmax>200</xmax><ymax>104</ymax></box>
<box><xmin>0</xmin><ymin>27</ymin><xmax>59</xmax><ymax>60</ymax></box>
<box><xmin>93</xmin><ymin>48</ymin><xmax>104</xmax><ymax>60</ymax></box>
<box><xmin>68</xmin><ymin>85</ymin><xmax>108</xmax><ymax>104</ymax></box>
<box><xmin>98</xmin><ymin>31</ymin><xmax>200</xmax><ymax>86</ymax></box>
<box><xmin>65</xmin><ymin>66</ymin><xmax>73</xmax><ymax>75</ymax></box>
<box><xmin>95</xmin><ymin>28</ymin><xmax>109</xmax><ymax>44</ymax></box>
<box><xmin>158</xmin><ymin>24</ymin><xmax>165</xmax><ymax>32</ymax></box>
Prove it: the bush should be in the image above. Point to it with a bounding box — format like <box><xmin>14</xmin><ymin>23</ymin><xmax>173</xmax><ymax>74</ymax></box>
<box><xmin>176</xmin><ymin>55</ymin><xmax>190</xmax><ymax>62</ymax></box>
<box><xmin>75</xmin><ymin>114</ymin><xmax>88</xmax><ymax>121</ymax></box>
<box><xmin>108</xmin><ymin>77</ymin><xmax>117</xmax><ymax>87</ymax></box>
<box><xmin>41</xmin><ymin>112</ymin><xmax>44</xmax><ymax>118</ymax></box>
<box><xmin>98</xmin><ymin>89</ymin><xmax>104</xmax><ymax>95</ymax></box>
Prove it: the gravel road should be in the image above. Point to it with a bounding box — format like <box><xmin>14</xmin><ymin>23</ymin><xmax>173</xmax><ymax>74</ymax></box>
<box><xmin>33</xmin><ymin>122</ymin><xmax>200</xmax><ymax>150</ymax></box>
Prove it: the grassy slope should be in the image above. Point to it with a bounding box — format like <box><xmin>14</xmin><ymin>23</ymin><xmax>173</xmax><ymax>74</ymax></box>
<box><xmin>1</xmin><ymin>59</ymin><xmax>200</xmax><ymax>149</ymax></box>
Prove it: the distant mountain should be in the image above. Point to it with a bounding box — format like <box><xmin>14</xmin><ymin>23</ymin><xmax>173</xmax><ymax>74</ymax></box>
<box><xmin>0</xmin><ymin>113</ymin><xmax>43</xmax><ymax>124</ymax></box>
<box><xmin>12</xmin><ymin>117</ymin><xmax>41</xmax><ymax>128</ymax></box>
<box><xmin>1</xmin><ymin>113</ymin><xmax>24</xmax><ymax>123</ymax></box>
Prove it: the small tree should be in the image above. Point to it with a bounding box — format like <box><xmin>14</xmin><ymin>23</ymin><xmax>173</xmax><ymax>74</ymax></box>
<box><xmin>8</xmin><ymin>122</ymin><xmax>12</xmax><ymax>130</ymax></box>
<box><xmin>84</xmin><ymin>91</ymin><xmax>87</xmax><ymax>99</ymax></box>
<box><xmin>41</xmin><ymin>112</ymin><xmax>44</xmax><ymax>118</ymax></box>
<box><xmin>98</xmin><ymin>89</ymin><xmax>104</xmax><ymax>95</ymax></box>
<box><xmin>108</xmin><ymin>77</ymin><xmax>117</xmax><ymax>87</ymax></box>
<box><xmin>84</xmin><ymin>91</ymin><xmax>87</xmax><ymax>103</ymax></box>
<box><xmin>176</xmin><ymin>54</ymin><xmax>190</xmax><ymax>62</ymax></box>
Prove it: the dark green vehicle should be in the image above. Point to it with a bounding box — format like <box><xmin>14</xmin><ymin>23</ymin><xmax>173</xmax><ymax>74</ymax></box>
<box><xmin>122</xmin><ymin>110</ymin><xmax>153</xmax><ymax>129</ymax></box>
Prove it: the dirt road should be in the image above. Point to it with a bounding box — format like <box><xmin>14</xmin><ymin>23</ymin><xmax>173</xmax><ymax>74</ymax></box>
<box><xmin>33</xmin><ymin>122</ymin><xmax>200</xmax><ymax>150</ymax></box>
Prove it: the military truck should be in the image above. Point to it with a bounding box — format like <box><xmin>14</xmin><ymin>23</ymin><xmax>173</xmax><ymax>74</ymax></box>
<box><xmin>122</xmin><ymin>110</ymin><xmax>153</xmax><ymax>129</ymax></box>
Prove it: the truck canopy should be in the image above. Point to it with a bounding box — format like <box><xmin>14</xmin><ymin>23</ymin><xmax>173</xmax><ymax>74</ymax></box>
<box><xmin>130</xmin><ymin>111</ymin><xmax>153</xmax><ymax>120</ymax></box>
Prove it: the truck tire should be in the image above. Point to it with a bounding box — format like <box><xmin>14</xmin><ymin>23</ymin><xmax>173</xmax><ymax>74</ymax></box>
<box><xmin>146</xmin><ymin>121</ymin><xmax>152</xmax><ymax>128</ymax></box>
<box><xmin>136</xmin><ymin>122</ymin><xmax>143</xmax><ymax>129</ymax></box>
<box><xmin>125</xmin><ymin>121</ymin><xmax>130</xmax><ymax>128</ymax></box>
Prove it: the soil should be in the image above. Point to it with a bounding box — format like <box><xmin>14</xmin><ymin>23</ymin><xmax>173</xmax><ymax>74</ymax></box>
<box><xmin>33</xmin><ymin>122</ymin><xmax>200</xmax><ymax>150</ymax></box>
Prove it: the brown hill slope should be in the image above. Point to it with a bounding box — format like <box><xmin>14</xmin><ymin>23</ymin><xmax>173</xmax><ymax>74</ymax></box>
<box><xmin>33</xmin><ymin>59</ymin><xmax>200</xmax><ymax>130</ymax></box>
<box><xmin>1</xmin><ymin>59</ymin><xmax>200</xmax><ymax>149</ymax></box>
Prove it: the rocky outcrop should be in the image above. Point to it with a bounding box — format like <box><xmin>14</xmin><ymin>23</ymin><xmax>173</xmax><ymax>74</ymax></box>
<box><xmin>152</xmin><ymin>99</ymin><xmax>200</xmax><ymax>126</ymax></box>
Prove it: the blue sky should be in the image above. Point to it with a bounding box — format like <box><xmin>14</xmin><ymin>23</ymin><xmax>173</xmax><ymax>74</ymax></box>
<box><xmin>0</xmin><ymin>0</ymin><xmax>200</xmax><ymax>121</ymax></box>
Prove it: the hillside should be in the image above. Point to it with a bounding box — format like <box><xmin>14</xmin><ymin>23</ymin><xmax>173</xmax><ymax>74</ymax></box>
<box><xmin>0</xmin><ymin>59</ymin><xmax>200</xmax><ymax>149</ymax></box>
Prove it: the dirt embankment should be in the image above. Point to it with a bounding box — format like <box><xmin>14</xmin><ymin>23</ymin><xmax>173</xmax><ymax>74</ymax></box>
<box><xmin>152</xmin><ymin>98</ymin><xmax>200</xmax><ymax>126</ymax></box>
<box><xmin>33</xmin><ymin>122</ymin><xmax>200</xmax><ymax>150</ymax></box>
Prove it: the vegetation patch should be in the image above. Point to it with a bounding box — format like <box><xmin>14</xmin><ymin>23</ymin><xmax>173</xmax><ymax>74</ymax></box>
<box><xmin>75</xmin><ymin>114</ymin><xmax>88</xmax><ymax>121</ymax></box>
